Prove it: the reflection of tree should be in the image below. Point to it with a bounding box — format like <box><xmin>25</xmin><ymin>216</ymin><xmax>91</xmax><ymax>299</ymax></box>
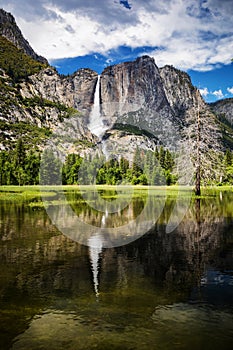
<box><xmin>0</xmin><ymin>194</ymin><xmax>232</xmax><ymax>347</ymax></box>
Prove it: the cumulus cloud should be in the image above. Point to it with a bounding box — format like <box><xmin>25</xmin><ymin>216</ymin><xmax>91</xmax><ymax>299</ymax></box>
<box><xmin>199</xmin><ymin>87</ymin><xmax>209</xmax><ymax>97</ymax></box>
<box><xmin>212</xmin><ymin>89</ymin><xmax>224</xmax><ymax>99</ymax></box>
<box><xmin>199</xmin><ymin>87</ymin><xmax>229</xmax><ymax>99</ymax></box>
<box><xmin>227</xmin><ymin>87</ymin><xmax>233</xmax><ymax>95</ymax></box>
<box><xmin>0</xmin><ymin>0</ymin><xmax>232</xmax><ymax>71</ymax></box>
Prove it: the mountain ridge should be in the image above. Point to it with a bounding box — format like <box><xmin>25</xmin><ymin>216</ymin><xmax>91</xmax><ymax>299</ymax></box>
<box><xmin>0</xmin><ymin>8</ymin><xmax>48</xmax><ymax>64</ymax></box>
<box><xmin>0</xmin><ymin>8</ymin><xmax>232</xmax><ymax>157</ymax></box>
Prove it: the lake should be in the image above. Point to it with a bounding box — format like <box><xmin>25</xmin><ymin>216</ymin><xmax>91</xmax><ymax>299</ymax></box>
<box><xmin>0</xmin><ymin>186</ymin><xmax>233</xmax><ymax>349</ymax></box>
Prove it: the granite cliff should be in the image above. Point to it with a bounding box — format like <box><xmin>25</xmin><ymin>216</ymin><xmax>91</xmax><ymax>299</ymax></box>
<box><xmin>0</xmin><ymin>8</ymin><xmax>232</xmax><ymax>157</ymax></box>
<box><xmin>210</xmin><ymin>98</ymin><xmax>233</xmax><ymax>126</ymax></box>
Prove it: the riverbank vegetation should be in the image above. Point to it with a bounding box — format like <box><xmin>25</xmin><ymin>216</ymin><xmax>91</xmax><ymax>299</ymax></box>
<box><xmin>0</xmin><ymin>138</ymin><xmax>233</xmax><ymax>187</ymax></box>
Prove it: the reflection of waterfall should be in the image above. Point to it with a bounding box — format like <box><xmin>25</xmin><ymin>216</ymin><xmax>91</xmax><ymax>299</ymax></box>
<box><xmin>88</xmin><ymin>76</ymin><xmax>106</xmax><ymax>139</ymax></box>
<box><xmin>88</xmin><ymin>210</ymin><xmax>108</xmax><ymax>297</ymax></box>
<box><xmin>88</xmin><ymin>234</ymin><xmax>103</xmax><ymax>297</ymax></box>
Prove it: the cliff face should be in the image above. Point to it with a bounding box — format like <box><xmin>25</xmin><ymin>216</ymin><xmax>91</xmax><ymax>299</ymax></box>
<box><xmin>159</xmin><ymin>65</ymin><xmax>206</xmax><ymax>118</ymax></box>
<box><xmin>210</xmin><ymin>98</ymin><xmax>233</xmax><ymax>125</ymax></box>
<box><xmin>0</xmin><ymin>9</ymin><xmax>47</xmax><ymax>64</ymax></box>
<box><xmin>0</xmin><ymin>67</ymin><xmax>96</xmax><ymax>152</ymax></box>
<box><xmin>20</xmin><ymin>67</ymin><xmax>98</xmax><ymax>116</ymax></box>
<box><xmin>100</xmin><ymin>56</ymin><xmax>175</xmax><ymax>130</ymax></box>
<box><xmin>0</xmin><ymin>9</ymin><xmax>231</xmax><ymax>156</ymax></box>
<box><xmin>98</xmin><ymin>56</ymin><xmax>218</xmax><ymax>154</ymax></box>
<box><xmin>0</xmin><ymin>9</ymin><xmax>98</xmax><ymax>152</ymax></box>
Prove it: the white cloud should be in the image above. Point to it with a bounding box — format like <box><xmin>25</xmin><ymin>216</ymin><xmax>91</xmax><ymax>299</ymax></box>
<box><xmin>199</xmin><ymin>88</ymin><xmax>209</xmax><ymax>97</ymax></box>
<box><xmin>227</xmin><ymin>87</ymin><xmax>233</xmax><ymax>95</ymax></box>
<box><xmin>212</xmin><ymin>89</ymin><xmax>224</xmax><ymax>99</ymax></box>
<box><xmin>0</xmin><ymin>0</ymin><xmax>233</xmax><ymax>71</ymax></box>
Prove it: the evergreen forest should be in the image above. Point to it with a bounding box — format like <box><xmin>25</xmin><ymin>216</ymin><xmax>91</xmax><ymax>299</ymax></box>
<box><xmin>1</xmin><ymin>139</ymin><xmax>233</xmax><ymax>187</ymax></box>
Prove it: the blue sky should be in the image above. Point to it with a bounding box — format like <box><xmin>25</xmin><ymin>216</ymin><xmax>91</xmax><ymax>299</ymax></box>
<box><xmin>1</xmin><ymin>0</ymin><xmax>233</xmax><ymax>102</ymax></box>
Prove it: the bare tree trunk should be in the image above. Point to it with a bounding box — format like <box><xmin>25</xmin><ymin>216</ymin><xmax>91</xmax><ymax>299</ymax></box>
<box><xmin>195</xmin><ymin>94</ymin><xmax>201</xmax><ymax>196</ymax></box>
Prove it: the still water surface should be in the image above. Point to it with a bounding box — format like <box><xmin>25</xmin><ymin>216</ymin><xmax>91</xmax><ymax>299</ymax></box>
<box><xmin>0</xmin><ymin>188</ymin><xmax>233</xmax><ymax>349</ymax></box>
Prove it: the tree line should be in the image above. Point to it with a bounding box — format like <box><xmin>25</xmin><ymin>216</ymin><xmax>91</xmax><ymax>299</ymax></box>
<box><xmin>62</xmin><ymin>146</ymin><xmax>176</xmax><ymax>186</ymax></box>
<box><xmin>0</xmin><ymin>138</ymin><xmax>233</xmax><ymax>187</ymax></box>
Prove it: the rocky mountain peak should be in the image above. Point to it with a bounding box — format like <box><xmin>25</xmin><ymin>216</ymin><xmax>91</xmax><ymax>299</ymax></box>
<box><xmin>100</xmin><ymin>55</ymin><xmax>173</xmax><ymax>126</ymax></box>
<box><xmin>0</xmin><ymin>8</ymin><xmax>47</xmax><ymax>64</ymax></box>
<box><xmin>0</xmin><ymin>8</ymin><xmax>232</xmax><ymax>155</ymax></box>
<box><xmin>159</xmin><ymin>65</ymin><xmax>205</xmax><ymax>119</ymax></box>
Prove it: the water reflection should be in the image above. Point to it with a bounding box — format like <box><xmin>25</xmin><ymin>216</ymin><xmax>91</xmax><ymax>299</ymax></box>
<box><xmin>88</xmin><ymin>234</ymin><xmax>103</xmax><ymax>297</ymax></box>
<box><xmin>0</xmin><ymin>189</ymin><xmax>232</xmax><ymax>349</ymax></box>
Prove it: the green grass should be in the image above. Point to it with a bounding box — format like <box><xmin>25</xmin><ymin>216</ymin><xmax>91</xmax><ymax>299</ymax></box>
<box><xmin>0</xmin><ymin>184</ymin><xmax>232</xmax><ymax>204</ymax></box>
<box><xmin>0</xmin><ymin>186</ymin><xmax>57</xmax><ymax>202</ymax></box>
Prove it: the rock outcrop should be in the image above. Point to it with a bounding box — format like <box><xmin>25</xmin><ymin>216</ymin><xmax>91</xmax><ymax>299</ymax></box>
<box><xmin>20</xmin><ymin>67</ymin><xmax>98</xmax><ymax>117</ymax></box>
<box><xmin>100</xmin><ymin>56</ymin><xmax>175</xmax><ymax>130</ymax></box>
<box><xmin>0</xmin><ymin>8</ymin><xmax>47</xmax><ymax>64</ymax></box>
<box><xmin>210</xmin><ymin>98</ymin><xmax>233</xmax><ymax>125</ymax></box>
<box><xmin>159</xmin><ymin>65</ymin><xmax>206</xmax><ymax>119</ymax></box>
<box><xmin>0</xmin><ymin>9</ymin><xmax>232</xmax><ymax>156</ymax></box>
<box><xmin>98</xmin><ymin>56</ymin><xmax>218</xmax><ymax>153</ymax></box>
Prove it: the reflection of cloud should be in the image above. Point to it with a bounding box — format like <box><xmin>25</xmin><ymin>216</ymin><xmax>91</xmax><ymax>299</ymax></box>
<box><xmin>1</xmin><ymin>0</ymin><xmax>233</xmax><ymax>71</ymax></box>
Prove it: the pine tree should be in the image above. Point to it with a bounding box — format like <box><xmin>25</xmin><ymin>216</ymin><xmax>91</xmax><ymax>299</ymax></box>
<box><xmin>224</xmin><ymin>149</ymin><xmax>232</xmax><ymax>166</ymax></box>
<box><xmin>159</xmin><ymin>146</ymin><xmax>166</xmax><ymax>169</ymax></box>
<box><xmin>40</xmin><ymin>149</ymin><xmax>62</xmax><ymax>185</ymax></box>
<box><xmin>13</xmin><ymin>138</ymin><xmax>26</xmax><ymax>185</ymax></box>
<box><xmin>132</xmin><ymin>146</ymin><xmax>143</xmax><ymax>177</ymax></box>
<box><xmin>25</xmin><ymin>151</ymin><xmax>40</xmax><ymax>184</ymax></box>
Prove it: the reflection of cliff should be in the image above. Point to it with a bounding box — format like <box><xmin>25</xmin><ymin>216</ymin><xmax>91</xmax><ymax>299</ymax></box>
<box><xmin>0</xmin><ymin>196</ymin><xmax>232</xmax><ymax>298</ymax></box>
<box><xmin>100</xmin><ymin>197</ymin><xmax>233</xmax><ymax>295</ymax></box>
<box><xmin>0</xmin><ymin>195</ymin><xmax>233</xmax><ymax>349</ymax></box>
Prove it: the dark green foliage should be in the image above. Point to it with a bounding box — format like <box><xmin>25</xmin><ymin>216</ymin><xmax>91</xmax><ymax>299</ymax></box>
<box><xmin>39</xmin><ymin>149</ymin><xmax>62</xmax><ymax>186</ymax></box>
<box><xmin>0</xmin><ymin>150</ymin><xmax>14</xmax><ymax>185</ymax></box>
<box><xmin>96</xmin><ymin>158</ymin><xmax>124</xmax><ymax>185</ymax></box>
<box><xmin>1</xmin><ymin>141</ymin><xmax>231</xmax><ymax>186</ymax></box>
<box><xmin>0</xmin><ymin>139</ymin><xmax>41</xmax><ymax>185</ymax></box>
<box><xmin>61</xmin><ymin>147</ymin><xmax>177</xmax><ymax>186</ymax></box>
<box><xmin>25</xmin><ymin>150</ymin><xmax>40</xmax><ymax>185</ymax></box>
<box><xmin>224</xmin><ymin>149</ymin><xmax>233</xmax><ymax>166</ymax></box>
<box><xmin>222</xmin><ymin>149</ymin><xmax>233</xmax><ymax>184</ymax></box>
<box><xmin>0</xmin><ymin>35</ymin><xmax>46</xmax><ymax>82</ymax></box>
<box><xmin>132</xmin><ymin>146</ymin><xmax>143</xmax><ymax>177</ymax></box>
<box><xmin>62</xmin><ymin>153</ymin><xmax>83</xmax><ymax>184</ymax></box>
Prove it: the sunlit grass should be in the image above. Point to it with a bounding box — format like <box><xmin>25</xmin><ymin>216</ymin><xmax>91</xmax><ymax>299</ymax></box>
<box><xmin>0</xmin><ymin>184</ymin><xmax>232</xmax><ymax>204</ymax></box>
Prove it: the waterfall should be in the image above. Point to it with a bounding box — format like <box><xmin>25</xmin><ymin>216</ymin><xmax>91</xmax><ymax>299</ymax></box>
<box><xmin>88</xmin><ymin>75</ymin><xmax>106</xmax><ymax>139</ymax></box>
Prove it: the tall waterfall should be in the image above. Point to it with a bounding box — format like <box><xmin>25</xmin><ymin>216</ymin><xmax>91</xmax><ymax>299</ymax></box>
<box><xmin>88</xmin><ymin>75</ymin><xmax>106</xmax><ymax>139</ymax></box>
